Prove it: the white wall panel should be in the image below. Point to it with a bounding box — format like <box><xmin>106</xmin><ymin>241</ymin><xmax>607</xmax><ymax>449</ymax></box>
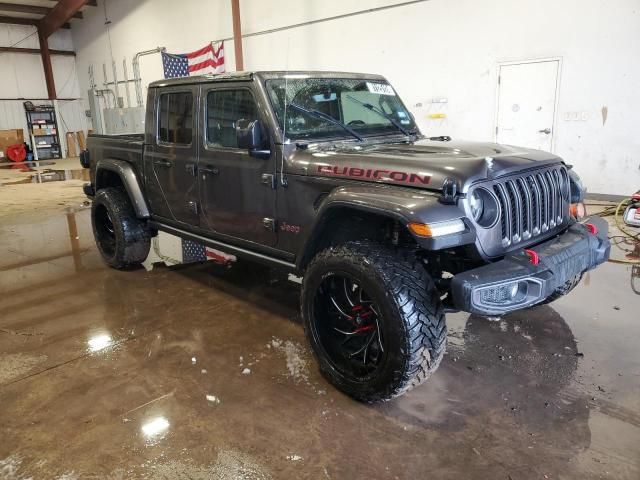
<box><xmin>56</xmin><ymin>99</ymin><xmax>89</xmax><ymax>135</ymax></box>
<box><xmin>52</xmin><ymin>55</ymin><xmax>81</xmax><ymax>99</ymax></box>
<box><xmin>12</xmin><ymin>53</ymin><xmax>48</xmax><ymax>98</ymax></box>
<box><xmin>0</xmin><ymin>54</ymin><xmax>21</xmax><ymax>98</ymax></box>
<box><xmin>0</xmin><ymin>101</ymin><xmax>28</xmax><ymax>134</ymax></box>
<box><xmin>48</xmin><ymin>29</ymin><xmax>75</xmax><ymax>51</ymax></box>
<box><xmin>0</xmin><ymin>24</ymin><xmax>79</xmax><ymax>100</ymax></box>
<box><xmin>5</xmin><ymin>24</ymin><xmax>39</xmax><ymax>49</ymax></box>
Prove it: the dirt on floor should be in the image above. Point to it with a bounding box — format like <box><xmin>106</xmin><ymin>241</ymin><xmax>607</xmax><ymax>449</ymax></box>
<box><xmin>0</xmin><ymin>157</ymin><xmax>89</xmax><ymax>222</ymax></box>
<box><xmin>0</xmin><ymin>180</ymin><xmax>88</xmax><ymax>222</ymax></box>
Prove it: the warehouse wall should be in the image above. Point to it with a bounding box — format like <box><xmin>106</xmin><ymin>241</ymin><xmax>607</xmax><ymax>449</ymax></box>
<box><xmin>71</xmin><ymin>0</ymin><xmax>640</xmax><ymax>195</ymax></box>
<box><xmin>0</xmin><ymin>24</ymin><xmax>89</xmax><ymax>157</ymax></box>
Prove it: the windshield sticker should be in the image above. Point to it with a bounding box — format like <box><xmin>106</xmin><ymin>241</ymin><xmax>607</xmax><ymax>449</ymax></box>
<box><xmin>366</xmin><ymin>82</ymin><xmax>395</xmax><ymax>96</ymax></box>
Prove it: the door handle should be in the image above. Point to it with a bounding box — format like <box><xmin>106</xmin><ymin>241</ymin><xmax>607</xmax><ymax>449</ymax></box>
<box><xmin>200</xmin><ymin>165</ymin><xmax>219</xmax><ymax>175</ymax></box>
<box><xmin>154</xmin><ymin>159</ymin><xmax>172</xmax><ymax>168</ymax></box>
<box><xmin>538</xmin><ymin>128</ymin><xmax>551</xmax><ymax>134</ymax></box>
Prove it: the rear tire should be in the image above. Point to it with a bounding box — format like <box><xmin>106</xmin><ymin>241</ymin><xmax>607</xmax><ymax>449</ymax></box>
<box><xmin>301</xmin><ymin>241</ymin><xmax>447</xmax><ymax>403</ymax></box>
<box><xmin>91</xmin><ymin>187</ymin><xmax>151</xmax><ymax>269</ymax></box>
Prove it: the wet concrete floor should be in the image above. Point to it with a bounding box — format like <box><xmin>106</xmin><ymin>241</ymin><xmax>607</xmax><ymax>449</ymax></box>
<box><xmin>0</xmin><ymin>207</ymin><xmax>639</xmax><ymax>479</ymax></box>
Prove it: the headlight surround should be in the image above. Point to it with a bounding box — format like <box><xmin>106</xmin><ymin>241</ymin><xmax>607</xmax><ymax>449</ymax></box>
<box><xmin>469</xmin><ymin>190</ymin><xmax>484</xmax><ymax>221</ymax></box>
<box><xmin>469</xmin><ymin>187</ymin><xmax>499</xmax><ymax>228</ymax></box>
<box><xmin>568</xmin><ymin>169</ymin><xmax>586</xmax><ymax>203</ymax></box>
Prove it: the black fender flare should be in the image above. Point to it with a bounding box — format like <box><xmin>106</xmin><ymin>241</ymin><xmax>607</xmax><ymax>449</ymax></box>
<box><xmin>297</xmin><ymin>185</ymin><xmax>474</xmax><ymax>270</ymax></box>
<box><xmin>95</xmin><ymin>158</ymin><xmax>150</xmax><ymax>218</ymax></box>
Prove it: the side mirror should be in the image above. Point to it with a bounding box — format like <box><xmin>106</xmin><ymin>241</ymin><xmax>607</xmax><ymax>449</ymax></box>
<box><xmin>236</xmin><ymin>119</ymin><xmax>270</xmax><ymax>158</ymax></box>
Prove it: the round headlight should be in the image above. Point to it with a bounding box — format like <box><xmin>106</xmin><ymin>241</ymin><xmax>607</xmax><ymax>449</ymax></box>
<box><xmin>470</xmin><ymin>190</ymin><xmax>484</xmax><ymax>221</ymax></box>
<box><xmin>469</xmin><ymin>188</ymin><xmax>499</xmax><ymax>228</ymax></box>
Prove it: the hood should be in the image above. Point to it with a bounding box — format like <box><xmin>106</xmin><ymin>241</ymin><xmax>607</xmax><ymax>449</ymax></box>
<box><xmin>288</xmin><ymin>138</ymin><xmax>563</xmax><ymax>192</ymax></box>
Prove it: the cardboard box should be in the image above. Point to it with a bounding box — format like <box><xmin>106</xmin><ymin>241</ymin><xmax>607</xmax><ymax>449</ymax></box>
<box><xmin>66</xmin><ymin>132</ymin><xmax>77</xmax><ymax>157</ymax></box>
<box><xmin>76</xmin><ymin>131</ymin><xmax>86</xmax><ymax>150</ymax></box>
<box><xmin>0</xmin><ymin>129</ymin><xmax>24</xmax><ymax>155</ymax></box>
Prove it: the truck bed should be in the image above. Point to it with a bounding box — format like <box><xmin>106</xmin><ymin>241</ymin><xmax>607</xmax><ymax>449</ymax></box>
<box><xmin>86</xmin><ymin>133</ymin><xmax>145</xmax><ymax>186</ymax></box>
<box><xmin>87</xmin><ymin>133</ymin><xmax>144</xmax><ymax>158</ymax></box>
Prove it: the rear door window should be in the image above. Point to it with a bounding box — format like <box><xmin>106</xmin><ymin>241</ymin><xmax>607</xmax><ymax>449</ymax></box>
<box><xmin>158</xmin><ymin>91</ymin><xmax>193</xmax><ymax>145</ymax></box>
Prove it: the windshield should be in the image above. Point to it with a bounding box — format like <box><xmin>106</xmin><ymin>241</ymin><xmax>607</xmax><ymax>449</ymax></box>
<box><xmin>265</xmin><ymin>77</ymin><xmax>418</xmax><ymax>142</ymax></box>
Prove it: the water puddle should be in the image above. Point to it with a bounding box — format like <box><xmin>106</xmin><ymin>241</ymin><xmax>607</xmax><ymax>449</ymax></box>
<box><xmin>0</xmin><ymin>160</ymin><xmax>88</xmax><ymax>185</ymax></box>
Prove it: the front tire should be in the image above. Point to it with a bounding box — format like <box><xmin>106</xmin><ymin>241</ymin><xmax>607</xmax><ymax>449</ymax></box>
<box><xmin>301</xmin><ymin>241</ymin><xmax>447</xmax><ymax>403</ymax></box>
<box><xmin>91</xmin><ymin>187</ymin><xmax>151</xmax><ymax>269</ymax></box>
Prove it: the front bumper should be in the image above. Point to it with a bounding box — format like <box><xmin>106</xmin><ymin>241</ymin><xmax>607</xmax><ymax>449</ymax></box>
<box><xmin>451</xmin><ymin>217</ymin><xmax>610</xmax><ymax>315</ymax></box>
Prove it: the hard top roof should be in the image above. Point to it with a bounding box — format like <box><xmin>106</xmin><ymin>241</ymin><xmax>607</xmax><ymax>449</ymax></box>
<box><xmin>148</xmin><ymin>71</ymin><xmax>387</xmax><ymax>88</ymax></box>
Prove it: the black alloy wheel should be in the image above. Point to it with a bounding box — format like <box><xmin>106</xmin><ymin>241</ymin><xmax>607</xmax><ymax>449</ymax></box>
<box><xmin>313</xmin><ymin>274</ymin><xmax>386</xmax><ymax>379</ymax></box>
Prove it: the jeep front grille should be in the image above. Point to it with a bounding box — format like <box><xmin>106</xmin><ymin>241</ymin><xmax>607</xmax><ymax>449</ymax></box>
<box><xmin>492</xmin><ymin>166</ymin><xmax>569</xmax><ymax>247</ymax></box>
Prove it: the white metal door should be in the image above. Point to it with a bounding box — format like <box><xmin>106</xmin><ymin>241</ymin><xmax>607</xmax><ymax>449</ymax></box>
<box><xmin>496</xmin><ymin>60</ymin><xmax>559</xmax><ymax>152</ymax></box>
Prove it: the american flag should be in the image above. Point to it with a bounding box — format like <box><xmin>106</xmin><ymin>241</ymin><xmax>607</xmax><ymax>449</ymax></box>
<box><xmin>182</xmin><ymin>240</ymin><xmax>236</xmax><ymax>265</ymax></box>
<box><xmin>162</xmin><ymin>42</ymin><xmax>225</xmax><ymax>79</ymax></box>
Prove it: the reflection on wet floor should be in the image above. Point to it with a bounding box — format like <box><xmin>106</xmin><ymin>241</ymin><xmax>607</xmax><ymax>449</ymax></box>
<box><xmin>0</xmin><ymin>158</ymin><xmax>89</xmax><ymax>185</ymax></box>
<box><xmin>0</xmin><ymin>208</ymin><xmax>639</xmax><ymax>479</ymax></box>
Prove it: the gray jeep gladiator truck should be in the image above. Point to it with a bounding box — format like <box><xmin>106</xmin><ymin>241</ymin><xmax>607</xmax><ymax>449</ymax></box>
<box><xmin>81</xmin><ymin>71</ymin><xmax>610</xmax><ymax>402</ymax></box>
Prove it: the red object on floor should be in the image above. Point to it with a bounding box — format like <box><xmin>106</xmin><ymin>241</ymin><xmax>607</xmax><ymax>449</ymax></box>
<box><xmin>6</xmin><ymin>144</ymin><xmax>26</xmax><ymax>162</ymax></box>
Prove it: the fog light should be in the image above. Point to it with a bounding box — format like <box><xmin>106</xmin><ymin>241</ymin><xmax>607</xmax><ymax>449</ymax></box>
<box><xmin>478</xmin><ymin>281</ymin><xmax>528</xmax><ymax>306</ymax></box>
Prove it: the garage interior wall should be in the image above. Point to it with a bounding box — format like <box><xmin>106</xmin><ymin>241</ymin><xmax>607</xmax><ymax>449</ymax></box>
<box><xmin>65</xmin><ymin>0</ymin><xmax>640</xmax><ymax>195</ymax></box>
<box><xmin>0</xmin><ymin>24</ymin><xmax>88</xmax><ymax>157</ymax></box>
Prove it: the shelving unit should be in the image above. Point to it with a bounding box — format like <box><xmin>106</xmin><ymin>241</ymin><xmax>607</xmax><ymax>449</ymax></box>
<box><xmin>24</xmin><ymin>104</ymin><xmax>62</xmax><ymax>160</ymax></box>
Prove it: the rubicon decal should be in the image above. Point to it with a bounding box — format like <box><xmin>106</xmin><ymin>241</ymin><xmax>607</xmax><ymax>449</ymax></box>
<box><xmin>317</xmin><ymin>165</ymin><xmax>431</xmax><ymax>185</ymax></box>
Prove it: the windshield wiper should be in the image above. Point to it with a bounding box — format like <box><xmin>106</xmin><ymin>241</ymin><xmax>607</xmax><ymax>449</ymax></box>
<box><xmin>288</xmin><ymin>103</ymin><xmax>363</xmax><ymax>142</ymax></box>
<box><xmin>345</xmin><ymin>95</ymin><xmax>415</xmax><ymax>137</ymax></box>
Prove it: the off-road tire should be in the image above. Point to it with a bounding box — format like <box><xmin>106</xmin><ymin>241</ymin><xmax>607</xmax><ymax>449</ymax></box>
<box><xmin>540</xmin><ymin>273</ymin><xmax>583</xmax><ymax>305</ymax></box>
<box><xmin>301</xmin><ymin>241</ymin><xmax>447</xmax><ymax>403</ymax></box>
<box><xmin>91</xmin><ymin>187</ymin><xmax>151</xmax><ymax>269</ymax></box>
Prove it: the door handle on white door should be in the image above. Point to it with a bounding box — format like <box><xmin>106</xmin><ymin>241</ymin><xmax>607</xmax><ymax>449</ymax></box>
<box><xmin>538</xmin><ymin>128</ymin><xmax>551</xmax><ymax>134</ymax></box>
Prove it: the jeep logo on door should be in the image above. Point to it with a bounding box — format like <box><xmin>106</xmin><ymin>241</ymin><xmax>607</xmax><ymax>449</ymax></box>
<box><xmin>317</xmin><ymin>165</ymin><xmax>431</xmax><ymax>185</ymax></box>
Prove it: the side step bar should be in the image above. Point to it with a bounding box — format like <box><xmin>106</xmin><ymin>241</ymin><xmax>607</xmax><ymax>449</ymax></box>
<box><xmin>149</xmin><ymin>221</ymin><xmax>298</xmax><ymax>272</ymax></box>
